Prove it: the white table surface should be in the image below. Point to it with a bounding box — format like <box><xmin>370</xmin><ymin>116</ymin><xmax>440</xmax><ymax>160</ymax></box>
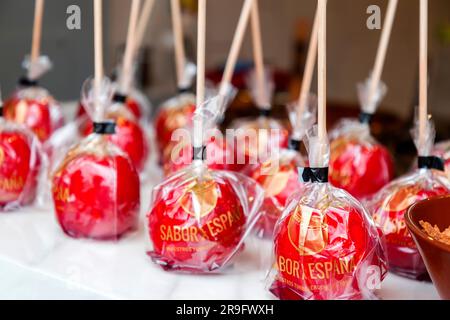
<box><xmin>0</xmin><ymin>174</ymin><xmax>441</xmax><ymax>300</ymax></box>
<box><xmin>0</xmin><ymin>102</ymin><xmax>441</xmax><ymax>300</ymax></box>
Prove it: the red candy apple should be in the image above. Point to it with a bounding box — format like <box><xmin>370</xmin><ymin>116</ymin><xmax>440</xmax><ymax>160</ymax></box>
<box><xmin>0</xmin><ymin>127</ymin><xmax>41</xmax><ymax>208</ymax></box>
<box><xmin>270</xmin><ymin>198</ymin><xmax>385</xmax><ymax>300</ymax></box>
<box><xmin>371</xmin><ymin>180</ymin><xmax>449</xmax><ymax>279</ymax></box>
<box><xmin>52</xmin><ymin>137</ymin><xmax>140</xmax><ymax>240</ymax></box>
<box><xmin>148</xmin><ymin>175</ymin><xmax>247</xmax><ymax>272</ymax></box>
<box><xmin>244</xmin><ymin>152</ymin><xmax>303</xmax><ymax>237</ymax></box>
<box><xmin>329</xmin><ymin>137</ymin><xmax>394</xmax><ymax>200</ymax></box>
<box><xmin>82</xmin><ymin>109</ymin><xmax>149</xmax><ymax>172</ymax></box>
<box><xmin>4</xmin><ymin>90</ymin><xmax>63</xmax><ymax>143</ymax></box>
<box><xmin>154</xmin><ymin>97</ymin><xmax>196</xmax><ymax>154</ymax></box>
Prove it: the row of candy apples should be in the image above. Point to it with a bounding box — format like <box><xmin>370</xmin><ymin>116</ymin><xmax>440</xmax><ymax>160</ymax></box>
<box><xmin>2</xmin><ymin>0</ymin><xmax>450</xmax><ymax>301</ymax></box>
<box><xmin>1</xmin><ymin>55</ymin><xmax>450</xmax><ymax>300</ymax></box>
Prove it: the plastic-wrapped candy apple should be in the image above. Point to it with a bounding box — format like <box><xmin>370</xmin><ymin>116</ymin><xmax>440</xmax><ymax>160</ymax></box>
<box><xmin>52</xmin><ymin>78</ymin><xmax>140</xmax><ymax>240</ymax></box>
<box><xmin>329</xmin><ymin>79</ymin><xmax>394</xmax><ymax>200</ymax></box>
<box><xmin>433</xmin><ymin>140</ymin><xmax>450</xmax><ymax>179</ymax></box>
<box><xmin>4</xmin><ymin>56</ymin><xmax>64</xmax><ymax>143</ymax></box>
<box><xmin>231</xmin><ymin>69</ymin><xmax>289</xmax><ymax>171</ymax></box>
<box><xmin>81</xmin><ymin>100</ymin><xmax>149</xmax><ymax>172</ymax></box>
<box><xmin>0</xmin><ymin>99</ymin><xmax>42</xmax><ymax>210</ymax></box>
<box><xmin>268</xmin><ymin>130</ymin><xmax>387</xmax><ymax>300</ymax></box>
<box><xmin>242</xmin><ymin>96</ymin><xmax>316</xmax><ymax>238</ymax></box>
<box><xmin>147</xmin><ymin>96</ymin><xmax>264</xmax><ymax>272</ymax></box>
<box><xmin>367</xmin><ymin>118</ymin><xmax>450</xmax><ymax>280</ymax></box>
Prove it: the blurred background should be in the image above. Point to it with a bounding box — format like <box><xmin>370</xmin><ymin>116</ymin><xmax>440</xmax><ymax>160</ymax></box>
<box><xmin>0</xmin><ymin>0</ymin><xmax>449</xmax><ymax>168</ymax></box>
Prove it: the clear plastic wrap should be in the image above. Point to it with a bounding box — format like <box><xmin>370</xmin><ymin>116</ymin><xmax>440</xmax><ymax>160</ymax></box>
<box><xmin>242</xmin><ymin>94</ymin><xmax>316</xmax><ymax>238</ymax></box>
<box><xmin>367</xmin><ymin>118</ymin><xmax>450</xmax><ymax>280</ymax></box>
<box><xmin>329</xmin><ymin>78</ymin><xmax>394</xmax><ymax>200</ymax></box>
<box><xmin>230</xmin><ymin>68</ymin><xmax>289</xmax><ymax>170</ymax></box>
<box><xmin>0</xmin><ymin>105</ymin><xmax>43</xmax><ymax>211</ymax></box>
<box><xmin>147</xmin><ymin>96</ymin><xmax>264</xmax><ymax>273</ymax></box>
<box><xmin>268</xmin><ymin>130</ymin><xmax>387</xmax><ymax>300</ymax></box>
<box><xmin>51</xmin><ymin>78</ymin><xmax>140</xmax><ymax>240</ymax></box>
<box><xmin>4</xmin><ymin>57</ymin><xmax>64</xmax><ymax>143</ymax></box>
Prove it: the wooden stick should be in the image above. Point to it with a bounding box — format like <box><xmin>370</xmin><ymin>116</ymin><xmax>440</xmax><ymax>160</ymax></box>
<box><xmin>193</xmin><ymin>0</ymin><xmax>207</xmax><ymax>152</ymax></box>
<box><xmin>121</xmin><ymin>0</ymin><xmax>141</xmax><ymax>93</ymax></box>
<box><xmin>196</xmin><ymin>0</ymin><xmax>207</xmax><ymax>108</ymax></box>
<box><xmin>317</xmin><ymin>0</ymin><xmax>327</xmax><ymax>142</ymax></box>
<box><xmin>135</xmin><ymin>0</ymin><xmax>156</xmax><ymax>54</ymax></box>
<box><xmin>297</xmin><ymin>6</ymin><xmax>319</xmax><ymax>127</ymax></box>
<box><xmin>31</xmin><ymin>0</ymin><xmax>45</xmax><ymax>62</ymax></box>
<box><xmin>94</xmin><ymin>0</ymin><xmax>104</xmax><ymax>93</ymax></box>
<box><xmin>419</xmin><ymin>0</ymin><xmax>428</xmax><ymax>149</ymax></box>
<box><xmin>171</xmin><ymin>0</ymin><xmax>187</xmax><ymax>88</ymax></box>
<box><xmin>219</xmin><ymin>0</ymin><xmax>254</xmax><ymax>95</ymax></box>
<box><xmin>367</xmin><ymin>0</ymin><xmax>398</xmax><ymax>108</ymax></box>
<box><xmin>250</xmin><ymin>0</ymin><xmax>267</xmax><ymax>107</ymax></box>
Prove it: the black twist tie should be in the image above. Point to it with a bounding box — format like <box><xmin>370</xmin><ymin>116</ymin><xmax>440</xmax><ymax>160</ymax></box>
<box><xmin>359</xmin><ymin>112</ymin><xmax>373</xmax><ymax>124</ymax></box>
<box><xmin>259</xmin><ymin>108</ymin><xmax>271</xmax><ymax>117</ymax></box>
<box><xmin>192</xmin><ymin>146</ymin><xmax>207</xmax><ymax>161</ymax></box>
<box><xmin>112</xmin><ymin>93</ymin><xmax>127</xmax><ymax>104</ymax></box>
<box><xmin>418</xmin><ymin>156</ymin><xmax>445</xmax><ymax>171</ymax></box>
<box><xmin>288</xmin><ymin>138</ymin><xmax>302</xmax><ymax>151</ymax></box>
<box><xmin>0</xmin><ymin>106</ymin><xmax>3</xmax><ymax>117</ymax></box>
<box><xmin>298</xmin><ymin>167</ymin><xmax>329</xmax><ymax>183</ymax></box>
<box><xmin>93</xmin><ymin>122</ymin><xmax>116</xmax><ymax>135</ymax></box>
<box><xmin>18</xmin><ymin>77</ymin><xmax>38</xmax><ymax>87</ymax></box>
<box><xmin>178</xmin><ymin>87</ymin><xmax>191</xmax><ymax>94</ymax></box>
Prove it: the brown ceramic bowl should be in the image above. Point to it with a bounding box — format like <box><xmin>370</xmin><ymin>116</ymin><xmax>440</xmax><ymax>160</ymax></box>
<box><xmin>406</xmin><ymin>196</ymin><xmax>450</xmax><ymax>300</ymax></box>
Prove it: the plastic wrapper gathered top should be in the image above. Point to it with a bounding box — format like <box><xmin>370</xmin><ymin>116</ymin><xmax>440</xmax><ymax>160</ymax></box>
<box><xmin>0</xmin><ymin>99</ymin><xmax>43</xmax><ymax>211</ymax></box>
<box><xmin>4</xmin><ymin>56</ymin><xmax>64</xmax><ymax>144</ymax></box>
<box><xmin>52</xmin><ymin>78</ymin><xmax>140</xmax><ymax>240</ymax></box>
<box><xmin>230</xmin><ymin>69</ymin><xmax>289</xmax><ymax>171</ymax></box>
<box><xmin>268</xmin><ymin>130</ymin><xmax>387</xmax><ymax>300</ymax></box>
<box><xmin>147</xmin><ymin>96</ymin><xmax>264</xmax><ymax>273</ymax></box>
<box><xmin>367</xmin><ymin>118</ymin><xmax>450</xmax><ymax>280</ymax></box>
<box><xmin>329</xmin><ymin>79</ymin><xmax>394</xmax><ymax>200</ymax></box>
<box><xmin>243</xmin><ymin>95</ymin><xmax>317</xmax><ymax>238</ymax></box>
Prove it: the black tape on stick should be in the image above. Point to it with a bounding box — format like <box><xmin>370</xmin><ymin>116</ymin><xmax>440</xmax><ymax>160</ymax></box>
<box><xmin>418</xmin><ymin>156</ymin><xmax>445</xmax><ymax>171</ymax></box>
<box><xmin>298</xmin><ymin>167</ymin><xmax>329</xmax><ymax>183</ymax></box>
<box><xmin>359</xmin><ymin>112</ymin><xmax>373</xmax><ymax>124</ymax></box>
<box><xmin>112</xmin><ymin>93</ymin><xmax>127</xmax><ymax>104</ymax></box>
<box><xmin>93</xmin><ymin>122</ymin><xmax>116</xmax><ymax>135</ymax></box>
<box><xmin>288</xmin><ymin>138</ymin><xmax>302</xmax><ymax>152</ymax></box>
<box><xmin>18</xmin><ymin>77</ymin><xmax>38</xmax><ymax>88</ymax></box>
<box><xmin>259</xmin><ymin>108</ymin><xmax>271</xmax><ymax>117</ymax></box>
<box><xmin>192</xmin><ymin>146</ymin><xmax>207</xmax><ymax>161</ymax></box>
